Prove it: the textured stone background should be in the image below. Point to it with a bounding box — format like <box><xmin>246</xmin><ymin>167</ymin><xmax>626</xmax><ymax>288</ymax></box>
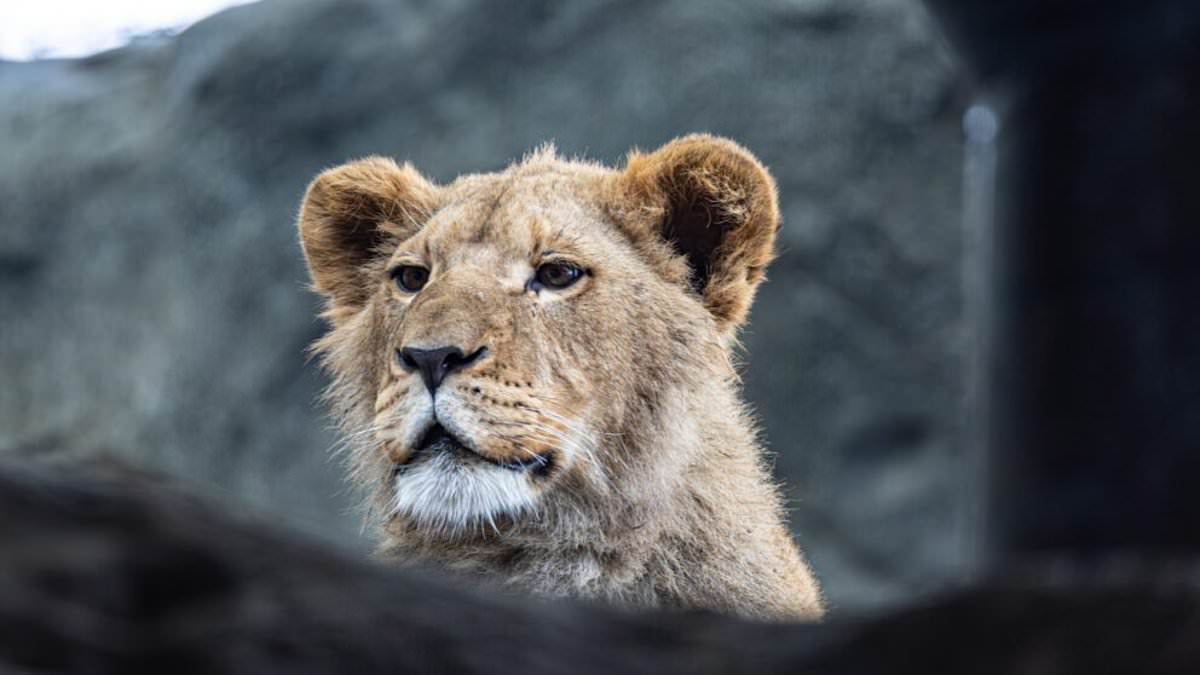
<box><xmin>0</xmin><ymin>0</ymin><xmax>967</xmax><ymax>610</ymax></box>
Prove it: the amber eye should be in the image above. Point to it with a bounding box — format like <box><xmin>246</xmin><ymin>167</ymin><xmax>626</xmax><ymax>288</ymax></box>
<box><xmin>392</xmin><ymin>265</ymin><xmax>429</xmax><ymax>293</ymax></box>
<box><xmin>534</xmin><ymin>262</ymin><xmax>583</xmax><ymax>290</ymax></box>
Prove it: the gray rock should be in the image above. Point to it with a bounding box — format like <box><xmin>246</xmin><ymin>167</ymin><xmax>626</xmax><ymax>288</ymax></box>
<box><xmin>0</xmin><ymin>0</ymin><xmax>966</xmax><ymax>608</ymax></box>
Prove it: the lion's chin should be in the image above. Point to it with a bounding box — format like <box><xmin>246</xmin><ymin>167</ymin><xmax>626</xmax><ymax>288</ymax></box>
<box><xmin>391</xmin><ymin>450</ymin><xmax>537</xmax><ymax>534</ymax></box>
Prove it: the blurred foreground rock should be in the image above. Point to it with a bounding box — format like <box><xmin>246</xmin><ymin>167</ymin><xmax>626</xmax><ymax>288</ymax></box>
<box><xmin>2</xmin><ymin>464</ymin><xmax>1197</xmax><ymax>675</ymax></box>
<box><xmin>0</xmin><ymin>0</ymin><xmax>965</xmax><ymax>608</ymax></box>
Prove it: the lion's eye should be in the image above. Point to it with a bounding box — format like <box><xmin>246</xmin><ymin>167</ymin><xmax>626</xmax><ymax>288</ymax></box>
<box><xmin>392</xmin><ymin>265</ymin><xmax>429</xmax><ymax>293</ymax></box>
<box><xmin>534</xmin><ymin>262</ymin><xmax>583</xmax><ymax>290</ymax></box>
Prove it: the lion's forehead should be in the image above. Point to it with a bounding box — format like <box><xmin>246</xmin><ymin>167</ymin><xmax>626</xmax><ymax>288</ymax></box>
<box><xmin>421</xmin><ymin>170</ymin><xmax>612</xmax><ymax>259</ymax></box>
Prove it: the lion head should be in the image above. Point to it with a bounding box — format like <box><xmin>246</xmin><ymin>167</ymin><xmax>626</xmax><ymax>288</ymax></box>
<box><xmin>298</xmin><ymin>135</ymin><xmax>779</xmax><ymax>542</ymax></box>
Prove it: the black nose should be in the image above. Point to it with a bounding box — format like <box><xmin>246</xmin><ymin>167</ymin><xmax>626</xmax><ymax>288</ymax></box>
<box><xmin>398</xmin><ymin>346</ymin><xmax>486</xmax><ymax>395</ymax></box>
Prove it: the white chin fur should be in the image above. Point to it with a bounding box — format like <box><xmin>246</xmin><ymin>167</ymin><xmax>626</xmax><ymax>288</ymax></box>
<box><xmin>392</xmin><ymin>451</ymin><xmax>536</xmax><ymax>534</ymax></box>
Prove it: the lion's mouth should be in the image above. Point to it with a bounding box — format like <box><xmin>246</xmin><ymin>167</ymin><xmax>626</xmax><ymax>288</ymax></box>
<box><xmin>405</xmin><ymin>423</ymin><xmax>550</xmax><ymax>474</ymax></box>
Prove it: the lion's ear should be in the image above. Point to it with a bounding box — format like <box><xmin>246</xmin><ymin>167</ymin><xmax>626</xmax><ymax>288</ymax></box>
<box><xmin>613</xmin><ymin>134</ymin><xmax>780</xmax><ymax>332</ymax></box>
<box><xmin>297</xmin><ymin>157</ymin><xmax>439</xmax><ymax>310</ymax></box>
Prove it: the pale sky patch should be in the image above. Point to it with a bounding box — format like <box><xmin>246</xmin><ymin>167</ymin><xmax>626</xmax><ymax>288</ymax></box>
<box><xmin>0</xmin><ymin>0</ymin><xmax>257</xmax><ymax>61</ymax></box>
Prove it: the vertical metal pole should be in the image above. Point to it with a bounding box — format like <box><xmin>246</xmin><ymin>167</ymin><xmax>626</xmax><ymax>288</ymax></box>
<box><xmin>960</xmin><ymin>102</ymin><xmax>998</xmax><ymax>574</ymax></box>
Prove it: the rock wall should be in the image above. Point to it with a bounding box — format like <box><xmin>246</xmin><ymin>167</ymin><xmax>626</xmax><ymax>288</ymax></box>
<box><xmin>0</xmin><ymin>0</ymin><xmax>966</xmax><ymax>608</ymax></box>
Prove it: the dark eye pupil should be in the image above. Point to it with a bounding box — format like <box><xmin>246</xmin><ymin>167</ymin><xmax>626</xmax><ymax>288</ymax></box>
<box><xmin>395</xmin><ymin>266</ymin><xmax>429</xmax><ymax>292</ymax></box>
<box><xmin>537</xmin><ymin>263</ymin><xmax>580</xmax><ymax>289</ymax></box>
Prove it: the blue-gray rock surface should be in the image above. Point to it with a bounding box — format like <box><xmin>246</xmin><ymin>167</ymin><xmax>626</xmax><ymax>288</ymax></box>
<box><xmin>0</xmin><ymin>0</ymin><xmax>965</xmax><ymax>609</ymax></box>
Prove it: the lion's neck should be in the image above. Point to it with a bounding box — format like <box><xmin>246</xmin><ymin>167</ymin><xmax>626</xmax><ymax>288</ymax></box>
<box><xmin>377</xmin><ymin>381</ymin><xmax>822</xmax><ymax>620</ymax></box>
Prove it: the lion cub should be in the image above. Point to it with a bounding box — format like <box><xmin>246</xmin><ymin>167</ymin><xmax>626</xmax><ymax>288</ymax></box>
<box><xmin>298</xmin><ymin>135</ymin><xmax>823</xmax><ymax>620</ymax></box>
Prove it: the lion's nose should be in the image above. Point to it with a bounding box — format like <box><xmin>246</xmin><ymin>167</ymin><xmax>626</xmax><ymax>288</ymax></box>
<box><xmin>398</xmin><ymin>345</ymin><xmax>486</xmax><ymax>395</ymax></box>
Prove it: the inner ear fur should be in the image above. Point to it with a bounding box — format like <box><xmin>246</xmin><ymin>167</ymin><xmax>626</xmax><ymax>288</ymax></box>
<box><xmin>297</xmin><ymin>157</ymin><xmax>439</xmax><ymax>311</ymax></box>
<box><xmin>613</xmin><ymin>134</ymin><xmax>781</xmax><ymax>332</ymax></box>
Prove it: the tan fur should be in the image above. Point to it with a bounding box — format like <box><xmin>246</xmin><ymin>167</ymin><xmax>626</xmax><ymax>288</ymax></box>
<box><xmin>297</xmin><ymin>135</ymin><xmax>824</xmax><ymax>621</ymax></box>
